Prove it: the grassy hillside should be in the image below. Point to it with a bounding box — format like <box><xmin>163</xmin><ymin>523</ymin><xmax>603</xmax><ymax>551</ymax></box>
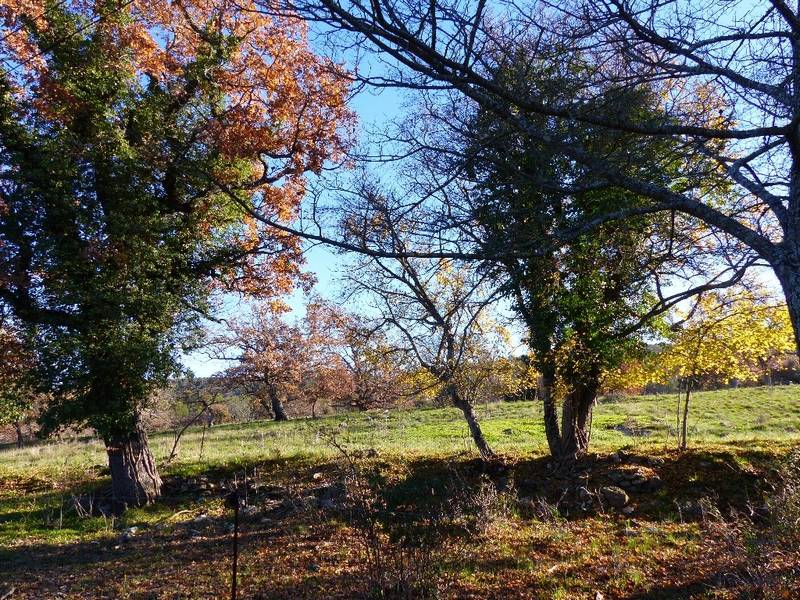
<box><xmin>1</xmin><ymin>385</ymin><xmax>799</xmax><ymax>599</ymax></box>
<box><xmin>3</xmin><ymin>385</ymin><xmax>798</xmax><ymax>477</ymax></box>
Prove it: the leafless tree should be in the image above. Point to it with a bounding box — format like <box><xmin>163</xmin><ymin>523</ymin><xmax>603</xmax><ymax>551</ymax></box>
<box><xmin>254</xmin><ymin>0</ymin><xmax>800</xmax><ymax>354</ymax></box>
<box><xmin>341</xmin><ymin>183</ymin><xmax>508</xmax><ymax>458</ymax></box>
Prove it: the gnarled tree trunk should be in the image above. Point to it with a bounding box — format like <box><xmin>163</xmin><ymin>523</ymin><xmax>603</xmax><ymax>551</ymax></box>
<box><xmin>105</xmin><ymin>418</ymin><xmax>162</xmax><ymax>509</ymax></box>
<box><xmin>540</xmin><ymin>370</ymin><xmax>598</xmax><ymax>470</ymax></box>
<box><xmin>269</xmin><ymin>385</ymin><xmax>288</xmax><ymax>421</ymax></box>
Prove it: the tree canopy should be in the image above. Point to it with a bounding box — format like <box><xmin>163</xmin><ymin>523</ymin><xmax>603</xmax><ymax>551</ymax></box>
<box><xmin>0</xmin><ymin>0</ymin><xmax>351</xmax><ymax>505</ymax></box>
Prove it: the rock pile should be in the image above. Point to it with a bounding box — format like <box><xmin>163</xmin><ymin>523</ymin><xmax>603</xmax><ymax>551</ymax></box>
<box><xmin>606</xmin><ymin>467</ymin><xmax>663</xmax><ymax>494</ymax></box>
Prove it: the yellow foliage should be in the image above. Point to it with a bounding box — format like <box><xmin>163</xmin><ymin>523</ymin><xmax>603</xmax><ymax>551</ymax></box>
<box><xmin>606</xmin><ymin>287</ymin><xmax>795</xmax><ymax>391</ymax></box>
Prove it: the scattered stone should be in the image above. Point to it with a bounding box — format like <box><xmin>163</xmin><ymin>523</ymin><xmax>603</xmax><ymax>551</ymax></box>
<box><xmin>646</xmin><ymin>475</ymin><xmax>663</xmax><ymax>491</ymax></box>
<box><xmin>622</xmin><ymin>528</ymin><xmax>637</xmax><ymax>537</ymax></box>
<box><xmin>120</xmin><ymin>526</ymin><xmax>138</xmax><ymax>541</ymax></box>
<box><xmin>318</xmin><ymin>498</ymin><xmax>339</xmax><ymax>510</ymax></box>
<box><xmin>312</xmin><ymin>472</ymin><xmax>324</xmax><ymax>481</ymax></box>
<box><xmin>600</xmin><ymin>486</ymin><xmax>629</xmax><ymax>508</ymax></box>
<box><xmin>608</xmin><ymin>470</ymin><xmax>626</xmax><ymax>483</ymax></box>
<box><xmin>622</xmin><ymin>506</ymin><xmax>635</xmax><ymax>515</ymax></box>
<box><xmin>678</xmin><ymin>499</ymin><xmax>704</xmax><ymax>520</ymax></box>
<box><xmin>607</xmin><ymin>467</ymin><xmax>662</xmax><ymax>494</ymax></box>
<box><xmin>609</xmin><ymin>452</ymin><xmax>622</xmax><ymax>464</ymax></box>
<box><xmin>502</xmin><ymin>428</ymin><xmax>514</xmax><ymax>435</ymax></box>
<box><xmin>263</xmin><ymin>498</ymin><xmax>283</xmax><ymax>512</ymax></box>
<box><xmin>187</xmin><ymin>529</ymin><xmax>202</xmax><ymax>538</ymax></box>
<box><xmin>646</xmin><ymin>526</ymin><xmax>661</xmax><ymax>534</ymax></box>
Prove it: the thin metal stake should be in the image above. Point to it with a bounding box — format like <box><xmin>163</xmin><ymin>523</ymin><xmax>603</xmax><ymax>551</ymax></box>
<box><xmin>227</xmin><ymin>491</ymin><xmax>240</xmax><ymax>600</ymax></box>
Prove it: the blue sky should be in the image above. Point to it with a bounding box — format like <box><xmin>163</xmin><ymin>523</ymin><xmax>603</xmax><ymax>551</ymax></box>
<box><xmin>182</xmin><ymin>84</ymin><xmax>407</xmax><ymax>377</ymax></box>
<box><xmin>181</xmin><ymin>9</ymin><xmax>784</xmax><ymax>377</ymax></box>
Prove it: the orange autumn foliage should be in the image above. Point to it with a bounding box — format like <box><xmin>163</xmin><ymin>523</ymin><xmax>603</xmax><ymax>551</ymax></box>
<box><xmin>1</xmin><ymin>0</ymin><xmax>354</xmax><ymax>297</ymax></box>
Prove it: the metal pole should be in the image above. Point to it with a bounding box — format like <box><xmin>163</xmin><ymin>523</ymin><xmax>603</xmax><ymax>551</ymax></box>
<box><xmin>228</xmin><ymin>491</ymin><xmax>240</xmax><ymax>600</ymax></box>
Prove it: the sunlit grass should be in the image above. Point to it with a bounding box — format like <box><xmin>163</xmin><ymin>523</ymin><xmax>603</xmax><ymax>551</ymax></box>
<box><xmin>1</xmin><ymin>385</ymin><xmax>798</xmax><ymax>480</ymax></box>
<box><xmin>1</xmin><ymin>384</ymin><xmax>797</xmax><ymax>550</ymax></box>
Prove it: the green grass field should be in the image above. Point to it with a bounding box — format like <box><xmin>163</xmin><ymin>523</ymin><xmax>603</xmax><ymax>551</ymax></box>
<box><xmin>3</xmin><ymin>385</ymin><xmax>798</xmax><ymax>478</ymax></box>
<box><xmin>1</xmin><ymin>385</ymin><xmax>799</xmax><ymax>598</ymax></box>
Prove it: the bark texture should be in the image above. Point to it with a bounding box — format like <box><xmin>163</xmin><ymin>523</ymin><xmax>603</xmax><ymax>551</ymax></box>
<box><xmin>541</xmin><ymin>371</ymin><xmax>598</xmax><ymax>469</ymax></box>
<box><xmin>14</xmin><ymin>421</ymin><xmax>23</xmax><ymax>448</ymax></box>
<box><xmin>453</xmin><ymin>397</ymin><xmax>494</xmax><ymax>459</ymax></box>
<box><xmin>680</xmin><ymin>382</ymin><xmax>693</xmax><ymax>451</ymax></box>
<box><xmin>105</xmin><ymin>419</ymin><xmax>162</xmax><ymax>509</ymax></box>
<box><xmin>777</xmin><ymin>253</ymin><xmax>800</xmax><ymax>355</ymax></box>
<box><xmin>269</xmin><ymin>385</ymin><xmax>288</xmax><ymax>421</ymax></box>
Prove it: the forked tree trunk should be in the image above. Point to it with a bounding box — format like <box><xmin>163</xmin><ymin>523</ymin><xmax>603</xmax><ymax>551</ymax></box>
<box><xmin>540</xmin><ymin>371</ymin><xmax>598</xmax><ymax>470</ymax></box>
<box><xmin>105</xmin><ymin>418</ymin><xmax>162</xmax><ymax>509</ymax></box>
<box><xmin>541</xmin><ymin>371</ymin><xmax>563</xmax><ymax>458</ymax></box>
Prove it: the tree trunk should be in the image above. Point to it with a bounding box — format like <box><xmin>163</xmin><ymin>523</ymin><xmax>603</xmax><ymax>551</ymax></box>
<box><xmin>13</xmin><ymin>421</ymin><xmax>23</xmax><ymax>448</ymax></box>
<box><xmin>269</xmin><ymin>385</ymin><xmax>288</xmax><ymax>421</ymax></box>
<box><xmin>540</xmin><ymin>369</ymin><xmax>598</xmax><ymax>469</ymax></box>
<box><xmin>558</xmin><ymin>383</ymin><xmax>596</xmax><ymax>462</ymax></box>
<box><xmin>573</xmin><ymin>384</ymin><xmax>595</xmax><ymax>454</ymax></box>
<box><xmin>777</xmin><ymin>258</ymin><xmax>800</xmax><ymax>356</ymax></box>
<box><xmin>105</xmin><ymin>418</ymin><xmax>162</xmax><ymax>509</ymax></box>
<box><xmin>540</xmin><ymin>371</ymin><xmax>562</xmax><ymax>459</ymax></box>
<box><xmin>448</xmin><ymin>384</ymin><xmax>494</xmax><ymax>459</ymax></box>
<box><xmin>680</xmin><ymin>381</ymin><xmax>692</xmax><ymax>451</ymax></box>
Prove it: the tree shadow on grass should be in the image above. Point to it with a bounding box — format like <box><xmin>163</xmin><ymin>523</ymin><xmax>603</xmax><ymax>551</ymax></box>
<box><xmin>3</xmin><ymin>443</ymin><xmax>797</xmax><ymax>598</ymax></box>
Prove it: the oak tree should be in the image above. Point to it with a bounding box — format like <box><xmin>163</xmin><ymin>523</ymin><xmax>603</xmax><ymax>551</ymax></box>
<box><xmin>0</xmin><ymin>320</ymin><xmax>35</xmax><ymax>448</ymax></box>
<box><xmin>0</xmin><ymin>0</ymin><xmax>350</xmax><ymax>506</ymax></box>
